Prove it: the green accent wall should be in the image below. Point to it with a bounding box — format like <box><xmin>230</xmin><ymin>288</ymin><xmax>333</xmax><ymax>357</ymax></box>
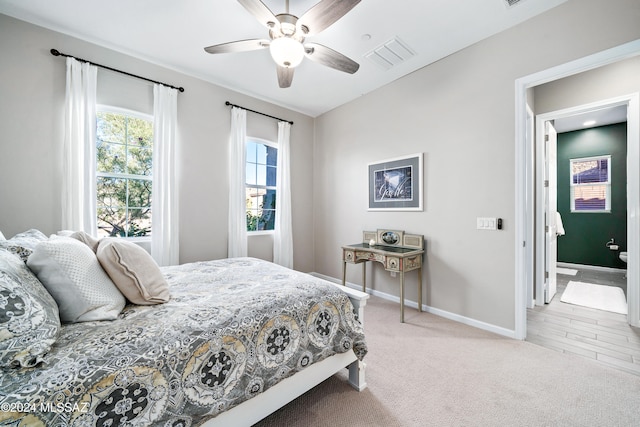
<box><xmin>557</xmin><ymin>123</ymin><xmax>627</xmax><ymax>269</ymax></box>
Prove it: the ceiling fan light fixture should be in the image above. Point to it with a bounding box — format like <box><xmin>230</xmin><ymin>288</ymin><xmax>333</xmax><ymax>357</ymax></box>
<box><xmin>270</xmin><ymin>36</ymin><xmax>305</xmax><ymax>68</ymax></box>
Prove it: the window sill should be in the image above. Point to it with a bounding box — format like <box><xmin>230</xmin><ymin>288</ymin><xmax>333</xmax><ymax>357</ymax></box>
<box><xmin>248</xmin><ymin>231</ymin><xmax>274</xmax><ymax>236</ymax></box>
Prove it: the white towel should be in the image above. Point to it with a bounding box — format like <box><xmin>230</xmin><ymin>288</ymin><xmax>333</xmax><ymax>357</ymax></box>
<box><xmin>556</xmin><ymin>211</ymin><xmax>565</xmax><ymax>236</ymax></box>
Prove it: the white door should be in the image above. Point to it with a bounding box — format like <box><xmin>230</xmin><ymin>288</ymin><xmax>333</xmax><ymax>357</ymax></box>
<box><xmin>544</xmin><ymin>121</ymin><xmax>558</xmax><ymax>303</ymax></box>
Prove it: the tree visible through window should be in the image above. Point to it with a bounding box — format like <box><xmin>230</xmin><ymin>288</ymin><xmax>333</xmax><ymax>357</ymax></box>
<box><xmin>96</xmin><ymin>109</ymin><xmax>153</xmax><ymax>237</ymax></box>
<box><xmin>245</xmin><ymin>139</ymin><xmax>277</xmax><ymax>231</ymax></box>
<box><xmin>570</xmin><ymin>155</ymin><xmax>611</xmax><ymax>212</ymax></box>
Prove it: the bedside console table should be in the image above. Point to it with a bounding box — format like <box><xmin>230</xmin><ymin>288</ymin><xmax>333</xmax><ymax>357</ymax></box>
<box><xmin>342</xmin><ymin>230</ymin><xmax>424</xmax><ymax>322</ymax></box>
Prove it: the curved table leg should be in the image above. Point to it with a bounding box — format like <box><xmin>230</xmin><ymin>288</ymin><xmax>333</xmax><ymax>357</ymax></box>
<box><xmin>362</xmin><ymin>263</ymin><xmax>366</xmax><ymax>293</ymax></box>
<box><xmin>418</xmin><ymin>267</ymin><xmax>423</xmax><ymax>312</ymax></box>
<box><xmin>342</xmin><ymin>261</ymin><xmax>347</xmax><ymax>286</ymax></box>
<box><xmin>400</xmin><ymin>270</ymin><xmax>405</xmax><ymax>323</ymax></box>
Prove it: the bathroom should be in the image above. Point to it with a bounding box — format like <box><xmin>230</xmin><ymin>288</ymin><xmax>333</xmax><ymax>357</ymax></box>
<box><xmin>555</xmin><ymin>120</ymin><xmax>628</xmax><ymax>294</ymax></box>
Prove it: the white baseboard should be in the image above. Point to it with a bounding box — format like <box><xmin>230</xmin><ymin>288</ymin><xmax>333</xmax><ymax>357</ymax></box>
<box><xmin>557</xmin><ymin>262</ymin><xmax>627</xmax><ymax>274</ymax></box>
<box><xmin>310</xmin><ymin>272</ymin><xmax>516</xmax><ymax>339</ymax></box>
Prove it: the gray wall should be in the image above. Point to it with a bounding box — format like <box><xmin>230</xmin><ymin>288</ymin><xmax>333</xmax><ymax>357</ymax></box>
<box><xmin>1</xmin><ymin>0</ymin><xmax>639</xmax><ymax>333</ymax></box>
<box><xmin>535</xmin><ymin>56</ymin><xmax>640</xmax><ymax>114</ymax></box>
<box><xmin>313</xmin><ymin>0</ymin><xmax>640</xmax><ymax>331</ymax></box>
<box><xmin>0</xmin><ymin>14</ymin><xmax>317</xmax><ymax>272</ymax></box>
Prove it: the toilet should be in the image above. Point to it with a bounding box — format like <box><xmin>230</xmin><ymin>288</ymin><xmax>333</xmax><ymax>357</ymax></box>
<box><xmin>620</xmin><ymin>251</ymin><xmax>628</xmax><ymax>263</ymax></box>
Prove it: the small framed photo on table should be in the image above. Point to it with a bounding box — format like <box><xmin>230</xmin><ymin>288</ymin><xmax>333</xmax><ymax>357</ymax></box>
<box><xmin>368</xmin><ymin>153</ymin><xmax>423</xmax><ymax>211</ymax></box>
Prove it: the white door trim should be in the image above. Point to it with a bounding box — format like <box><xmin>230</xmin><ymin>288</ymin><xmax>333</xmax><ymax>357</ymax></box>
<box><xmin>514</xmin><ymin>38</ymin><xmax>640</xmax><ymax>340</ymax></box>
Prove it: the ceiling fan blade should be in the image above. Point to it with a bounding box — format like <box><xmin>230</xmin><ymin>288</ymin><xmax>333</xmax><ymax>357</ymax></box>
<box><xmin>304</xmin><ymin>43</ymin><xmax>359</xmax><ymax>74</ymax></box>
<box><xmin>204</xmin><ymin>39</ymin><xmax>269</xmax><ymax>54</ymax></box>
<box><xmin>277</xmin><ymin>66</ymin><xmax>294</xmax><ymax>88</ymax></box>
<box><xmin>237</xmin><ymin>0</ymin><xmax>279</xmax><ymax>30</ymax></box>
<box><xmin>297</xmin><ymin>0</ymin><xmax>361</xmax><ymax>35</ymax></box>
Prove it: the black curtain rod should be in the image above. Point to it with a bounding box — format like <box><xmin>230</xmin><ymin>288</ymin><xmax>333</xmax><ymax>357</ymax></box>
<box><xmin>50</xmin><ymin>49</ymin><xmax>185</xmax><ymax>93</ymax></box>
<box><xmin>225</xmin><ymin>101</ymin><xmax>293</xmax><ymax>125</ymax></box>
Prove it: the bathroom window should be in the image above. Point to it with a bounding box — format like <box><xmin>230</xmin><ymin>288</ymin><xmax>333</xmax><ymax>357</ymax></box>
<box><xmin>570</xmin><ymin>155</ymin><xmax>611</xmax><ymax>212</ymax></box>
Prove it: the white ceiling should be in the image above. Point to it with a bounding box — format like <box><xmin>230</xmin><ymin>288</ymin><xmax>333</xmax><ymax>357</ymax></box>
<box><xmin>554</xmin><ymin>105</ymin><xmax>628</xmax><ymax>133</ymax></box>
<box><xmin>0</xmin><ymin>0</ymin><xmax>568</xmax><ymax>117</ymax></box>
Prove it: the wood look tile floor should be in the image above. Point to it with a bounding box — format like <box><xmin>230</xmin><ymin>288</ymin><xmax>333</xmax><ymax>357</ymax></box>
<box><xmin>526</xmin><ymin>267</ymin><xmax>640</xmax><ymax>376</ymax></box>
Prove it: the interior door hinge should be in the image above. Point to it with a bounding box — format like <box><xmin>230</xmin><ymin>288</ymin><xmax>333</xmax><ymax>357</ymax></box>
<box><xmin>544</xmin><ymin>180</ymin><xmax>549</xmax><ymax>187</ymax></box>
<box><xmin>545</xmin><ymin>134</ymin><xmax>550</xmax><ymax>142</ymax></box>
<box><xmin>545</xmin><ymin>225</ymin><xmax>549</xmax><ymax>232</ymax></box>
<box><xmin>545</xmin><ymin>271</ymin><xmax>549</xmax><ymax>279</ymax></box>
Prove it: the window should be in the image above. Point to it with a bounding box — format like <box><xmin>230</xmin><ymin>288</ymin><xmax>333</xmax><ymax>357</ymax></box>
<box><xmin>96</xmin><ymin>108</ymin><xmax>153</xmax><ymax>237</ymax></box>
<box><xmin>570</xmin><ymin>155</ymin><xmax>611</xmax><ymax>212</ymax></box>
<box><xmin>245</xmin><ymin>139</ymin><xmax>277</xmax><ymax>232</ymax></box>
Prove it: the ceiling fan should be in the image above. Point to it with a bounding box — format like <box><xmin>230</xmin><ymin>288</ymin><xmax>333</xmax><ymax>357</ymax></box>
<box><xmin>204</xmin><ymin>0</ymin><xmax>361</xmax><ymax>88</ymax></box>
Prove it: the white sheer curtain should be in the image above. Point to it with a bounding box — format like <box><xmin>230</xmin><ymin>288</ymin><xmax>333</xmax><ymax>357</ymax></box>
<box><xmin>151</xmin><ymin>84</ymin><xmax>179</xmax><ymax>266</ymax></box>
<box><xmin>228</xmin><ymin>107</ymin><xmax>248</xmax><ymax>257</ymax></box>
<box><xmin>274</xmin><ymin>121</ymin><xmax>293</xmax><ymax>268</ymax></box>
<box><xmin>62</xmin><ymin>58</ymin><xmax>98</xmax><ymax>235</ymax></box>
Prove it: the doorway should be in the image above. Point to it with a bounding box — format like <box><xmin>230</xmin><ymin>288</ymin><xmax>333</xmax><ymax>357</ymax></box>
<box><xmin>535</xmin><ymin>100</ymin><xmax>630</xmax><ymax>308</ymax></box>
<box><xmin>514</xmin><ymin>39</ymin><xmax>640</xmax><ymax>340</ymax></box>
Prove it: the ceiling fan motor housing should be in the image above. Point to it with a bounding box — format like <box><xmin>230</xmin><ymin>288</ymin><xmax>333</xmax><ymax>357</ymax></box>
<box><xmin>269</xmin><ymin>14</ymin><xmax>306</xmax><ymax>68</ymax></box>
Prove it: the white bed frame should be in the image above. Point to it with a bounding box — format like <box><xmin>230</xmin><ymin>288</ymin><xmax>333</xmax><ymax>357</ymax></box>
<box><xmin>202</xmin><ymin>284</ymin><xmax>369</xmax><ymax>426</ymax></box>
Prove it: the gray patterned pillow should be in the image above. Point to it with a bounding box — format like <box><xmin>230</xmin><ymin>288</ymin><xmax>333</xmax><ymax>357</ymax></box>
<box><xmin>0</xmin><ymin>229</ymin><xmax>48</xmax><ymax>262</ymax></box>
<box><xmin>0</xmin><ymin>249</ymin><xmax>61</xmax><ymax>369</ymax></box>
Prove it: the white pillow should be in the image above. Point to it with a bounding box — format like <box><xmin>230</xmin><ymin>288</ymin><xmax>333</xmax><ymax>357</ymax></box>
<box><xmin>0</xmin><ymin>230</ymin><xmax>5</xmax><ymax>240</ymax></box>
<box><xmin>27</xmin><ymin>237</ymin><xmax>125</xmax><ymax>322</ymax></box>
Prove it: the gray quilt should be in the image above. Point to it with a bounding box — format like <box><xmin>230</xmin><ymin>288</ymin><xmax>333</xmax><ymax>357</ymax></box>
<box><xmin>0</xmin><ymin>257</ymin><xmax>367</xmax><ymax>426</ymax></box>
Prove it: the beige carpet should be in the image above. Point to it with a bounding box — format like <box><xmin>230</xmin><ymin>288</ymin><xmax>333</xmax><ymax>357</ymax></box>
<box><xmin>254</xmin><ymin>296</ymin><xmax>640</xmax><ymax>427</ymax></box>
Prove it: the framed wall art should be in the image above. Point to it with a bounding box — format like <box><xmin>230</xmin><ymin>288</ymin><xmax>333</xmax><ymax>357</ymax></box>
<box><xmin>368</xmin><ymin>153</ymin><xmax>423</xmax><ymax>211</ymax></box>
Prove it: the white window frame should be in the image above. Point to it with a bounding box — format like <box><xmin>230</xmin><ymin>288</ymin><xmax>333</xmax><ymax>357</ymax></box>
<box><xmin>569</xmin><ymin>154</ymin><xmax>611</xmax><ymax>213</ymax></box>
<box><xmin>245</xmin><ymin>137</ymin><xmax>278</xmax><ymax>235</ymax></box>
<box><xmin>96</xmin><ymin>105</ymin><xmax>154</xmax><ymax>239</ymax></box>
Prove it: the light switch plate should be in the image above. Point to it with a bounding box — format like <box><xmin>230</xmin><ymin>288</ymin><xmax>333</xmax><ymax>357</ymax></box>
<box><xmin>477</xmin><ymin>217</ymin><xmax>497</xmax><ymax>230</ymax></box>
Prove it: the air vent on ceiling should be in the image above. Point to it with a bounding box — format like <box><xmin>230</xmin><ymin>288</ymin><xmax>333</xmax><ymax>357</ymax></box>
<box><xmin>504</xmin><ymin>0</ymin><xmax>524</xmax><ymax>7</ymax></box>
<box><xmin>364</xmin><ymin>37</ymin><xmax>415</xmax><ymax>71</ymax></box>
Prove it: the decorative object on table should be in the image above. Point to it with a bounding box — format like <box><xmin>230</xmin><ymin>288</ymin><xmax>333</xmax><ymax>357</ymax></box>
<box><xmin>368</xmin><ymin>153</ymin><xmax>423</xmax><ymax>211</ymax></box>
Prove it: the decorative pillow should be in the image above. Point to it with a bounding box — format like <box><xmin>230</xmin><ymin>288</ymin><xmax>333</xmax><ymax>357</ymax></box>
<box><xmin>27</xmin><ymin>237</ymin><xmax>125</xmax><ymax>322</ymax></box>
<box><xmin>0</xmin><ymin>229</ymin><xmax>48</xmax><ymax>262</ymax></box>
<box><xmin>69</xmin><ymin>230</ymin><xmax>101</xmax><ymax>253</ymax></box>
<box><xmin>0</xmin><ymin>230</ymin><xmax>5</xmax><ymax>240</ymax></box>
<box><xmin>0</xmin><ymin>249</ymin><xmax>61</xmax><ymax>369</ymax></box>
<box><xmin>97</xmin><ymin>239</ymin><xmax>171</xmax><ymax>305</ymax></box>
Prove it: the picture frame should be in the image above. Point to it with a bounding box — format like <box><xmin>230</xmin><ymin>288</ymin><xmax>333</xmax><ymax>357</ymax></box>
<box><xmin>368</xmin><ymin>153</ymin><xmax>423</xmax><ymax>211</ymax></box>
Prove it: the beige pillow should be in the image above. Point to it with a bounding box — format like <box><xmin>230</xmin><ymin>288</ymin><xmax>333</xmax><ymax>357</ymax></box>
<box><xmin>69</xmin><ymin>231</ymin><xmax>101</xmax><ymax>253</ymax></box>
<box><xmin>97</xmin><ymin>239</ymin><xmax>170</xmax><ymax>305</ymax></box>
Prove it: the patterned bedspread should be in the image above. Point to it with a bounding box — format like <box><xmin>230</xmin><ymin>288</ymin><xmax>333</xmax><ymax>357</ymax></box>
<box><xmin>0</xmin><ymin>257</ymin><xmax>367</xmax><ymax>426</ymax></box>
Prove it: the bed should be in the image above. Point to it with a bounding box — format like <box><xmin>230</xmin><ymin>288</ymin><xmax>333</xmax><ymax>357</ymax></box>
<box><xmin>0</xmin><ymin>230</ymin><xmax>368</xmax><ymax>426</ymax></box>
